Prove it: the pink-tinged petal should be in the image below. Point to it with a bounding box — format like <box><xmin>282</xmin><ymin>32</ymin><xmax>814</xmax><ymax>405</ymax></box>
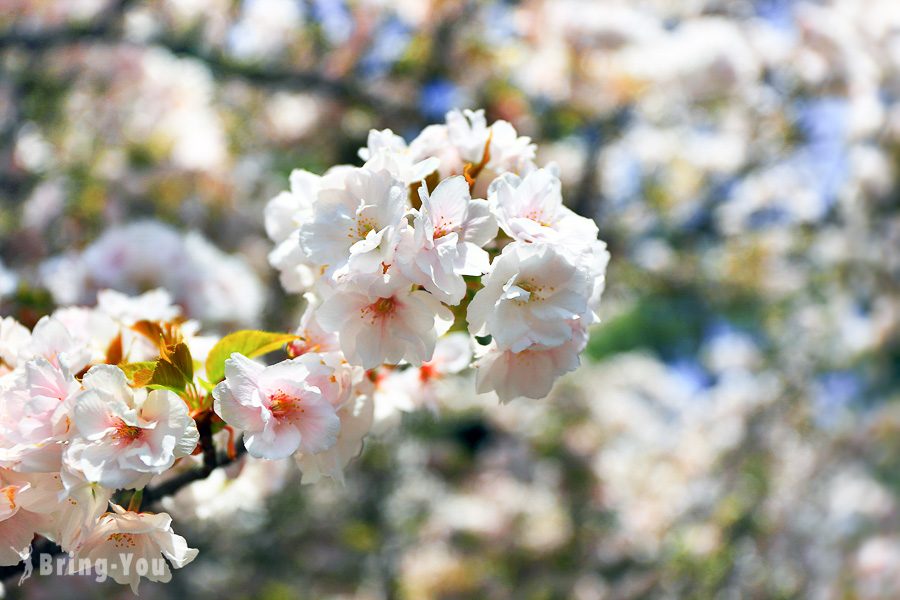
<box><xmin>212</xmin><ymin>381</ymin><xmax>266</xmax><ymax>432</ymax></box>
<box><xmin>315</xmin><ymin>291</ymin><xmax>363</xmax><ymax>333</ymax></box>
<box><xmin>294</xmin><ymin>398</ymin><xmax>341</xmax><ymax>455</ymax></box>
<box><xmin>462</xmin><ymin>199</ymin><xmax>497</xmax><ymax>247</ymax></box>
<box><xmin>151</xmin><ymin>396</ymin><xmax>199</xmax><ymax>458</ymax></box>
<box><xmin>66</xmin><ymin>440</ymin><xmax>129</xmax><ymax>488</ymax></box>
<box><xmin>152</xmin><ymin>527</ymin><xmax>199</xmax><ymax>568</ymax></box>
<box><xmin>81</xmin><ymin>364</ymin><xmax>131</xmax><ymax>402</ymax></box>
<box><xmin>357</xmin><ymin>324</ymin><xmax>391</xmax><ymax>369</ymax></box>
<box><xmin>426</xmin><ymin>175</ymin><xmax>469</xmax><ymax>232</ymax></box>
<box><xmin>222</xmin><ymin>353</ymin><xmax>266</xmax><ymax>401</ymax></box>
<box><xmin>257</xmin><ymin>359</ymin><xmax>312</xmax><ymax>394</ymax></box>
<box><xmin>244</xmin><ymin>423</ymin><xmax>302</xmax><ymax>459</ymax></box>
<box><xmin>0</xmin><ymin>508</ymin><xmax>42</xmax><ymax>566</ymax></box>
<box><xmin>72</xmin><ymin>390</ymin><xmax>114</xmax><ymax>441</ymax></box>
<box><xmin>141</xmin><ymin>389</ymin><xmax>198</xmax><ymax>457</ymax></box>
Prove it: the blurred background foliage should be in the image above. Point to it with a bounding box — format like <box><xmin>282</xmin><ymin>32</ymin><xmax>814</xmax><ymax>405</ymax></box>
<box><xmin>2</xmin><ymin>0</ymin><xmax>900</xmax><ymax>598</ymax></box>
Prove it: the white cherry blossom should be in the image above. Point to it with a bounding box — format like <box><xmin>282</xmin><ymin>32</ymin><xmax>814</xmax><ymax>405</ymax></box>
<box><xmin>0</xmin><ymin>317</ymin><xmax>30</xmax><ymax>373</ymax></box>
<box><xmin>488</xmin><ymin>168</ymin><xmax>598</xmax><ymax>244</ymax></box>
<box><xmin>373</xmin><ymin>332</ymin><xmax>474</xmax><ymax>428</ymax></box>
<box><xmin>467</xmin><ymin>242</ymin><xmax>593</xmax><ymax>352</ymax></box>
<box><xmin>212</xmin><ymin>353</ymin><xmax>341</xmax><ymax>459</ymax></box>
<box><xmin>298</xmin><ymin>167</ymin><xmax>408</xmax><ymax>280</ymax></box>
<box><xmin>316</xmin><ymin>277</ymin><xmax>454</xmax><ymax>369</ymax></box>
<box><xmin>0</xmin><ymin>469</ymin><xmax>59</xmax><ymax>566</ymax></box>
<box><xmin>295</xmin><ymin>391</ymin><xmax>374</xmax><ymax>485</ymax></box>
<box><xmin>0</xmin><ymin>357</ymin><xmax>79</xmax><ymax>471</ymax></box>
<box><xmin>66</xmin><ymin>365</ymin><xmax>199</xmax><ymax>489</ymax></box>
<box><xmin>265</xmin><ymin>169</ymin><xmax>323</xmax><ymax>293</ymax></box>
<box><xmin>398</xmin><ymin>176</ymin><xmax>497</xmax><ymax>303</ymax></box>
<box><xmin>96</xmin><ymin>288</ymin><xmax>181</xmax><ymax>325</ymax></box>
<box><xmin>474</xmin><ymin>325</ymin><xmax>588</xmax><ymax>403</ymax></box>
<box><xmin>75</xmin><ymin>505</ymin><xmax>198</xmax><ymax>593</ymax></box>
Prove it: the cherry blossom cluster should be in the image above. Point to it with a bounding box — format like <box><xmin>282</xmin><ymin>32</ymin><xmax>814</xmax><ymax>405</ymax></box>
<box><xmin>1</xmin><ymin>110</ymin><xmax>607</xmax><ymax>592</ymax></box>
<box><xmin>265</xmin><ymin>108</ymin><xmax>609</xmax><ymax>403</ymax></box>
<box><xmin>1</xmin><ymin>290</ymin><xmax>208</xmax><ymax>591</ymax></box>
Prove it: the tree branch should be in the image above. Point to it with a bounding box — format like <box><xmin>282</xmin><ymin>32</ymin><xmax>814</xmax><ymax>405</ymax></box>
<box><xmin>0</xmin><ymin>438</ymin><xmax>248</xmax><ymax>584</ymax></box>
<box><xmin>0</xmin><ymin>2</ymin><xmax>421</xmax><ymax>122</ymax></box>
<box><xmin>0</xmin><ymin>0</ymin><xmax>137</xmax><ymax>50</ymax></box>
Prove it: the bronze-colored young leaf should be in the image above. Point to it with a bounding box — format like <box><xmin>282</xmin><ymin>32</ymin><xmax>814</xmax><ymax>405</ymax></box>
<box><xmin>167</xmin><ymin>341</ymin><xmax>194</xmax><ymax>382</ymax></box>
<box><xmin>105</xmin><ymin>333</ymin><xmax>123</xmax><ymax>365</ymax></box>
<box><xmin>119</xmin><ymin>361</ymin><xmax>157</xmax><ymax>387</ymax></box>
<box><xmin>147</xmin><ymin>357</ymin><xmax>190</xmax><ymax>394</ymax></box>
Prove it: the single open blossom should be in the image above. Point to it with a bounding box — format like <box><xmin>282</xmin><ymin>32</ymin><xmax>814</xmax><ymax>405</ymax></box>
<box><xmin>0</xmin><ymin>357</ymin><xmax>80</xmax><ymax>471</ymax></box>
<box><xmin>289</xmin><ymin>351</ymin><xmax>369</xmax><ymax>483</ymax></box>
<box><xmin>474</xmin><ymin>325</ymin><xmax>588</xmax><ymax>403</ymax></box>
<box><xmin>398</xmin><ymin>176</ymin><xmax>497</xmax><ymax>303</ymax></box>
<box><xmin>488</xmin><ymin>168</ymin><xmax>598</xmax><ymax>244</ymax></box>
<box><xmin>75</xmin><ymin>505</ymin><xmax>198</xmax><ymax>593</ymax></box>
<box><xmin>467</xmin><ymin>242</ymin><xmax>593</xmax><ymax>352</ymax></box>
<box><xmin>298</xmin><ymin>167</ymin><xmax>408</xmax><ymax>279</ymax></box>
<box><xmin>483</xmin><ymin>119</ymin><xmax>537</xmax><ymax>174</ymax></box>
<box><xmin>447</xmin><ymin>108</ymin><xmax>492</xmax><ymax>164</ymax></box>
<box><xmin>445</xmin><ymin>109</ymin><xmax>536</xmax><ymax>175</ymax></box>
<box><xmin>212</xmin><ymin>353</ymin><xmax>341</xmax><ymax>459</ymax></box>
<box><xmin>316</xmin><ymin>277</ymin><xmax>454</xmax><ymax>369</ymax></box>
<box><xmin>66</xmin><ymin>365</ymin><xmax>200</xmax><ymax>489</ymax></box>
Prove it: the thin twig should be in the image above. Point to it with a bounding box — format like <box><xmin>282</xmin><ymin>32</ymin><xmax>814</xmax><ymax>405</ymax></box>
<box><xmin>0</xmin><ymin>438</ymin><xmax>247</xmax><ymax>584</ymax></box>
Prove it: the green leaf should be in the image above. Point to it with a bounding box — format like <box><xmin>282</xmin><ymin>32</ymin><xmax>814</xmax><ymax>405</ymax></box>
<box><xmin>205</xmin><ymin>330</ymin><xmax>299</xmax><ymax>384</ymax></box>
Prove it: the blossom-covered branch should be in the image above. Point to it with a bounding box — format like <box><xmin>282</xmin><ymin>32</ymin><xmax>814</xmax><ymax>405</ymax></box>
<box><xmin>1</xmin><ymin>109</ymin><xmax>608</xmax><ymax>592</ymax></box>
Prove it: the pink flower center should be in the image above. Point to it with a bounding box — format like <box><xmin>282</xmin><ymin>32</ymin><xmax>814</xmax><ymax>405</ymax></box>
<box><xmin>524</xmin><ymin>210</ymin><xmax>552</xmax><ymax>227</ymax></box>
<box><xmin>372</xmin><ymin>297</ymin><xmax>396</xmax><ymax>314</ymax></box>
<box><xmin>269</xmin><ymin>390</ymin><xmax>304</xmax><ymax>421</ymax></box>
<box><xmin>355</xmin><ymin>217</ymin><xmax>377</xmax><ymax>239</ymax></box>
<box><xmin>360</xmin><ymin>295</ymin><xmax>399</xmax><ymax>325</ymax></box>
<box><xmin>113</xmin><ymin>419</ymin><xmax>143</xmax><ymax>442</ymax></box>
<box><xmin>107</xmin><ymin>532</ymin><xmax>137</xmax><ymax>548</ymax></box>
<box><xmin>433</xmin><ymin>218</ymin><xmax>452</xmax><ymax>239</ymax></box>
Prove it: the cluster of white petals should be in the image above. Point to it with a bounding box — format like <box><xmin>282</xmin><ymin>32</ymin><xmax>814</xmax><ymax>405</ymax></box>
<box><xmin>264</xmin><ymin>109</ymin><xmax>608</xmax><ymax>404</ymax></box>
<box><xmin>1</xmin><ymin>110</ymin><xmax>606</xmax><ymax>592</ymax></box>
<box><xmin>0</xmin><ymin>289</ymin><xmax>203</xmax><ymax>590</ymax></box>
